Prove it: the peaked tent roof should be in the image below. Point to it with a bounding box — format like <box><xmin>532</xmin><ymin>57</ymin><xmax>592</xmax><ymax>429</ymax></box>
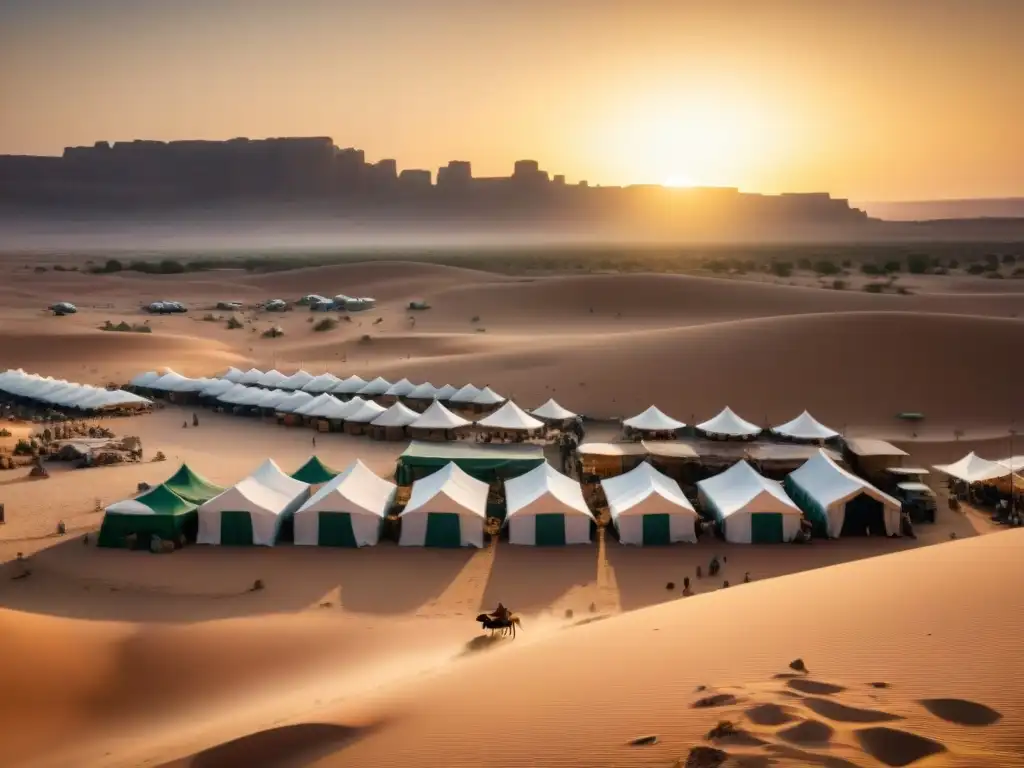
<box><xmin>201</xmin><ymin>378</ymin><xmax>237</xmax><ymax>397</ymax></box>
<box><xmin>256</xmin><ymin>389</ymin><xmax>290</xmax><ymax>409</ymax></box>
<box><xmin>357</xmin><ymin>377</ymin><xmax>392</xmax><ymax>396</ymax></box>
<box><xmin>290</xmin><ymin>455</ymin><xmax>340</xmax><ymax>484</ymax></box>
<box><xmin>505</xmin><ymin>462</ymin><xmax>593</xmax><ymax>518</ymax></box>
<box><xmin>257</xmin><ymin>369</ymin><xmax>289</xmax><ymax>388</ymax></box>
<box><xmin>477</xmin><ymin>400</ymin><xmax>545</xmax><ymax>431</ymax></box>
<box><xmin>696</xmin><ymin>406</ymin><xmax>762</xmax><ymax>438</ymax></box>
<box><xmin>279</xmin><ymin>370</ymin><xmax>315</xmax><ymax>391</ymax></box>
<box><xmin>697</xmin><ymin>460</ymin><xmax>801</xmax><ymax>518</ymax></box>
<box><xmin>996</xmin><ymin>456</ymin><xmax>1024</xmax><ymax>473</ymax></box>
<box><xmin>401</xmin><ymin>462</ymin><xmax>488</xmax><ymax>518</ymax></box>
<box><xmin>771</xmin><ymin>410</ymin><xmax>840</xmax><ymax>441</ymax></box>
<box><xmin>933</xmin><ymin>452</ymin><xmax>1011</xmax><ymax>483</ymax></box>
<box><xmin>297</xmin><ymin>460</ymin><xmax>397</xmax><ymax>518</ymax></box>
<box><xmin>235</xmin><ymin>386</ymin><xmax>270</xmax><ymax>406</ymax></box>
<box><xmin>448</xmin><ymin>384</ymin><xmax>481</xmax><ymax>403</ymax></box>
<box><xmin>600</xmin><ymin>462</ymin><xmax>696</xmax><ymax>519</ymax></box>
<box><xmin>130</xmin><ymin>370</ymin><xmax>161</xmax><ymax>387</ymax></box>
<box><xmin>531</xmin><ymin>398</ymin><xmax>576</xmax><ymax>421</ymax></box>
<box><xmin>105</xmin><ymin>483</ymin><xmax>197</xmax><ymax>516</ymax></box>
<box><xmin>238</xmin><ymin>368</ymin><xmax>265</xmax><ymax>385</ymax></box>
<box><xmin>274</xmin><ymin>390</ymin><xmax>314</xmax><ymax>413</ymax></box>
<box><xmin>163</xmin><ymin>463</ymin><xmax>225</xmax><ymax>504</ymax></box>
<box><xmin>346</xmin><ymin>400</ymin><xmax>388</xmax><ymax>423</ymax></box>
<box><xmin>331</xmin><ymin>375</ymin><xmax>367</xmax><ymax>395</ymax></box>
<box><xmin>407</xmin><ymin>382</ymin><xmax>438</xmax><ymax>399</ymax></box>
<box><xmin>250</xmin><ymin>459</ymin><xmax>311</xmax><ymax>497</ymax></box>
<box><xmin>623</xmin><ymin>406</ymin><xmax>685</xmax><ymax>432</ymax></box>
<box><xmin>384</xmin><ymin>378</ymin><xmax>416</xmax><ymax>397</ymax></box>
<box><xmin>410</xmin><ymin>400</ymin><xmax>473</xmax><ymax>430</ymax></box>
<box><xmin>221</xmin><ymin>367</ymin><xmax>245</xmax><ymax>382</ymax></box>
<box><xmin>294</xmin><ymin>392</ymin><xmax>335</xmax><ymax>415</ymax></box>
<box><xmin>371</xmin><ymin>401</ymin><xmax>420</xmax><ymax>427</ymax></box>
<box><xmin>435</xmin><ymin>384</ymin><xmax>458</xmax><ymax>401</ymax></box>
<box><xmin>788</xmin><ymin>449</ymin><xmax>899</xmax><ymax>508</ymax></box>
<box><xmin>302</xmin><ymin>373</ymin><xmax>342</xmax><ymax>393</ymax></box>
<box><xmin>150</xmin><ymin>371</ymin><xmax>193</xmax><ymax>391</ymax></box>
<box><xmin>303</xmin><ymin>394</ymin><xmax>350</xmax><ymax>419</ymax></box>
<box><xmin>473</xmin><ymin>386</ymin><xmax>505</xmax><ymax>405</ymax></box>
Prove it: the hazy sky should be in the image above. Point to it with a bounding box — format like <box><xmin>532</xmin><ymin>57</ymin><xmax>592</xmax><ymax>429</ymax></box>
<box><xmin>2</xmin><ymin>0</ymin><xmax>1022</xmax><ymax>201</ymax></box>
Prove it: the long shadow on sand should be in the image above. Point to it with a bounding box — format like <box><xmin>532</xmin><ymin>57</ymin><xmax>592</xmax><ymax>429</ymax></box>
<box><xmin>480</xmin><ymin>539</ymin><xmax>599</xmax><ymax>614</ymax></box>
<box><xmin>0</xmin><ymin>535</ymin><xmax>474</xmax><ymax>622</ymax></box>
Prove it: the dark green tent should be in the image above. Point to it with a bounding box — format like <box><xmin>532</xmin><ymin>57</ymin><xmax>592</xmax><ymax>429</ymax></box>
<box><xmin>290</xmin><ymin>456</ymin><xmax>339</xmax><ymax>484</ymax></box>
<box><xmin>396</xmin><ymin>441</ymin><xmax>545</xmax><ymax>485</ymax></box>
<box><xmin>164</xmin><ymin>463</ymin><xmax>225</xmax><ymax>504</ymax></box>
<box><xmin>98</xmin><ymin>484</ymin><xmax>198</xmax><ymax>548</ymax></box>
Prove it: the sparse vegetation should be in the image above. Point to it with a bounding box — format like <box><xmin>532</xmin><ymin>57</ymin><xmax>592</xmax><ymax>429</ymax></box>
<box><xmin>769</xmin><ymin>261</ymin><xmax>792</xmax><ymax>277</ymax></box>
<box><xmin>883</xmin><ymin>260</ymin><xmax>901</xmax><ymax>273</ymax></box>
<box><xmin>863</xmin><ymin>283</ymin><xmax>885</xmax><ymax>293</ymax></box>
<box><xmin>896</xmin><ymin>286</ymin><xmax>913</xmax><ymax>294</ymax></box>
<box><xmin>966</xmin><ymin>263</ymin><xmax>987</xmax><ymax>275</ymax></box>
<box><xmin>0</xmin><ymin>428</ymin><xmax>12</xmax><ymax>438</ymax></box>
<box><xmin>13</xmin><ymin>439</ymin><xmax>34</xmax><ymax>456</ymax></box>
<box><xmin>101</xmin><ymin>320</ymin><xmax>153</xmax><ymax>333</ymax></box>
<box><xmin>313</xmin><ymin>317</ymin><xmax>338</xmax><ymax>332</ymax></box>
<box><xmin>202</xmin><ymin>313</ymin><xmax>220</xmax><ymax>322</ymax></box>
<box><xmin>471</xmin><ymin>315</ymin><xmax>481</xmax><ymax>323</ymax></box>
<box><xmin>986</xmin><ymin>272</ymin><xmax>1005</xmax><ymax>279</ymax></box>
<box><xmin>831</xmin><ymin>279</ymin><xmax>847</xmax><ymax>290</ymax></box>
<box><xmin>34</xmin><ymin>265</ymin><xmax>47</xmax><ymax>273</ymax></box>
<box><xmin>226</xmin><ymin>315</ymin><xmax>244</xmax><ymax>329</ymax></box>
<box><xmin>907</xmin><ymin>254</ymin><xmax>930</xmax><ymax>274</ymax></box>
<box><xmin>813</xmin><ymin>259</ymin><xmax>839</xmax><ymax>276</ymax></box>
<box><xmin>262</xmin><ymin>326</ymin><xmax>285</xmax><ymax>338</ymax></box>
<box><xmin>359</xmin><ymin>333</ymin><xmax>372</xmax><ymax>343</ymax></box>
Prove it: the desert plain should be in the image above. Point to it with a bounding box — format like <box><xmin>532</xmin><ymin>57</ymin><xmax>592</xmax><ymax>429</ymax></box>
<box><xmin>1</xmin><ymin>250</ymin><xmax>1023</xmax><ymax>768</ymax></box>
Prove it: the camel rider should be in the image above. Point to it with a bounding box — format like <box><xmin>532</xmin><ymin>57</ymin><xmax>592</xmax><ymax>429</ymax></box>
<box><xmin>489</xmin><ymin>603</ymin><xmax>511</xmax><ymax>623</ymax></box>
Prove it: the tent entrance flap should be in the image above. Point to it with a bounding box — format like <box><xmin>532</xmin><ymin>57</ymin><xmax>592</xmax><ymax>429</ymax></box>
<box><xmin>750</xmin><ymin>512</ymin><xmax>784</xmax><ymax>543</ymax></box>
<box><xmin>318</xmin><ymin>512</ymin><xmax>358</xmax><ymax>547</ymax></box>
<box><xmin>841</xmin><ymin>493</ymin><xmax>887</xmax><ymax>537</ymax></box>
<box><xmin>425</xmin><ymin>513</ymin><xmax>462</xmax><ymax>547</ymax></box>
<box><xmin>642</xmin><ymin>514</ymin><xmax>672</xmax><ymax>545</ymax></box>
<box><xmin>534</xmin><ymin>514</ymin><xmax>567</xmax><ymax>546</ymax></box>
<box><xmin>220</xmin><ymin>511</ymin><xmax>255</xmax><ymax>546</ymax></box>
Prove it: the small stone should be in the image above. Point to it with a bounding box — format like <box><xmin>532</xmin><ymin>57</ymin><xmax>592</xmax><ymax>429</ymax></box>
<box><xmin>666</xmin><ymin>581</ymin><xmax>676</xmax><ymax>590</ymax></box>
<box><xmin>789</xmin><ymin>658</ymin><xmax>807</xmax><ymax>673</ymax></box>
<box><xmin>628</xmin><ymin>735</ymin><xmax>658</xmax><ymax>746</ymax></box>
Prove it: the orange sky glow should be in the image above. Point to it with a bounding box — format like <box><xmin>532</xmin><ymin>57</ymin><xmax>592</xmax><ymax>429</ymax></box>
<box><xmin>1</xmin><ymin>0</ymin><xmax>1022</xmax><ymax>201</ymax></box>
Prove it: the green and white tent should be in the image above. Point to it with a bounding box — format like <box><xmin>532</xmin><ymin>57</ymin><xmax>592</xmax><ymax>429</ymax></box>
<box><xmin>785</xmin><ymin>449</ymin><xmax>901</xmax><ymax>538</ymax></box>
<box><xmin>98</xmin><ymin>484</ymin><xmax>198</xmax><ymax>548</ymax></box>
<box><xmin>504</xmin><ymin>462</ymin><xmax>594</xmax><ymax>545</ymax></box>
<box><xmin>697</xmin><ymin>460</ymin><xmax>803</xmax><ymax>543</ymax></box>
<box><xmin>601</xmin><ymin>461</ymin><xmax>699</xmax><ymax>545</ymax></box>
<box><xmin>294</xmin><ymin>460</ymin><xmax>397</xmax><ymax>547</ymax></box>
<box><xmin>290</xmin><ymin>455</ymin><xmax>340</xmax><ymax>485</ymax></box>
<box><xmin>197</xmin><ymin>459</ymin><xmax>310</xmax><ymax>546</ymax></box>
<box><xmin>399</xmin><ymin>462</ymin><xmax>488</xmax><ymax>548</ymax></box>
<box><xmin>163</xmin><ymin>463</ymin><xmax>225</xmax><ymax>504</ymax></box>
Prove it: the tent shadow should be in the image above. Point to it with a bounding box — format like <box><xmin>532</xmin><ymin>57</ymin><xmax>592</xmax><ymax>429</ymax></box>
<box><xmin>0</xmin><ymin>534</ymin><xmax>472</xmax><ymax>621</ymax></box>
<box><xmin>480</xmin><ymin>539</ymin><xmax>599</xmax><ymax>614</ymax></box>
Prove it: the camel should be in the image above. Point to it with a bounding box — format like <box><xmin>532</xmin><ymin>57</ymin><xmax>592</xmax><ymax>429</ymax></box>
<box><xmin>475</xmin><ymin>613</ymin><xmax>523</xmax><ymax>639</ymax></box>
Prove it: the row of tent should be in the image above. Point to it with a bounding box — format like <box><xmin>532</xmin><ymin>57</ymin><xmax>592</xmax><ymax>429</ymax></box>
<box><xmin>99</xmin><ymin>447</ymin><xmax>902</xmax><ymax>550</ymax></box>
<box><xmin>0</xmin><ymin>369</ymin><xmax>151</xmax><ymax>411</ymax></box>
<box><xmin>933</xmin><ymin>452</ymin><xmax>1024</xmax><ymax>484</ymax></box>
<box><xmin>624</xmin><ymin>405</ymin><xmax>840</xmax><ymax>442</ymax></box>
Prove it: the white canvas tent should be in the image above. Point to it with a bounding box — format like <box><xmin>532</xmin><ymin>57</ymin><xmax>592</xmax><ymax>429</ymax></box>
<box><xmin>448</xmin><ymin>384</ymin><xmax>481</xmax><ymax>403</ymax></box>
<box><xmin>302</xmin><ymin>373</ymin><xmax>341</xmax><ymax>393</ymax></box>
<box><xmin>256</xmin><ymin>389</ymin><xmax>290</xmax><ymax>409</ymax></box>
<box><xmin>198</xmin><ymin>461</ymin><xmax>309</xmax><ymax>546</ymax></box>
<box><xmin>771</xmin><ymin>410</ymin><xmax>840</xmax><ymax>441</ymax></box>
<box><xmin>256</xmin><ymin>369</ymin><xmax>289</xmax><ymax>388</ymax></box>
<box><xmin>201</xmin><ymin>378</ymin><xmax>236</xmax><ymax>397</ymax></box>
<box><xmin>697</xmin><ymin>460</ymin><xmax>803</xmax><ymax>544</ymax></box>
<box><xmin>371</xmin><ymin>402</ymin><xmax>420</xmax><ymax>427</ymax></box>
<box><xmin>331</xmin><ymin>375</ymin><xmax>367</xmax><ymax>395</ymax></box>
<box><xmin>238</xmin><ymin>368</ymin><xmax>264</xmax><ymax>385</ymax></box>
<box><xmin>601</xmin><ymin>462</ymin><xmax>698</xmax><ymax>545</ymax></box>
<box><xmin>406</xmin><ymin>382</ymin><xmax>438</xmax><ymax>400</ymax></box>
<box><xmin>279</xmin><ymin>370</ymin><xmax>315</xmax><ymax>391</ymax></box>
<box><xmin>477</xmin><ymin>400</ymin><xmax>545</xmax><ymax>431</ymax></box>
<box><xmin>221</xmin><ymin>367</ymin><xmax>245</xmax><ymax>383</ymax></box>
<box><xmin>410</xmin><ymin>400</ymin><xmax>472</xmax><ymax>430</ymax></box>
<box><xmin>294</xmin><ymin>460</ymin><xmax>397</xmax><ymax>547</ymax></box>
<box><xmin>531</xmin><ymin>399</ymin><xmax>577</xmax><ymax>421</ymax></box>
<box><xmin>786</xmin><ymin>449</ymin><xmax>901</xmax><ymax>537</ymax></box>
<box><xmin>399</xmin><ymin>463</ymin><xmax>488</xmax><ymax>547</ymax></box>
<box><xmin>130</xmin><ymin>370</ymin><xmax>161</xmax><ymax>388</ymax></box>
<box><xmin>472</xmin><ymin>386</ymin><xmax>505</xmax><ymax>406</ymax></box>
<box><xmin>275</xmin><ymin>391</ymin><xmax>314</xmax><ymax>413</ymax></box>
<box><xmin>357</xmin><ymin>376</ymin><xmax>392</xmax><ymax>397</ymax></box>
<box><xmin>304</xmin><ymin>395</ymin><xmax>350</xmax><ymax>420</ymax></box>
<box><xmin>504</xmin><ymin>463</ymin><xmax>594</xmax><ymax>545</ymax></box>
<box><xmin>345</xmin><ymin>400</ymin><xmax>387</xmax><ymax>423</ymax></box>
<box><xmin>294</xmin><ymin>393</ymin><xmax>335</xmax><ymax>415</ymax></box>
<box><xmin>384</xmin><ymin>378</ymin><xmax>416</xmax><ymax>397</ymax></box>
<box><xmin>623</xmin><ymin>406</ymin><xmax>685</xmax><ymax>432</ymax></box>
<box><xmin>696</xmin><ymin>407</ymin><xmax>762</xmax><ymax>438</ymax></box>
<box><xmin>434</xmin><ymin>384</ymin><xmax>458</xmax><ymax>401</ymax></box>
<box><xmin>933</xmin><ymin>452</ymin><xmax>1012</xmax><ymax>483</ymax></box>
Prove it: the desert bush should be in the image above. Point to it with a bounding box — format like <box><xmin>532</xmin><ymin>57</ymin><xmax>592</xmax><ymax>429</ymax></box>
<box><xmin>831</xmin><ymin>279</ymin><xmax>847</xmax><ymax>290</ymax></box>
<box><xmin>1003</xmin><ymin>253</ymin><xmax>1018</xmax><ymax>263</ymax></box>
<box><xmin>702</xmin><ymin>259</ymin><xmax>728</xmax><ymax>273</ymax></box>
<box><xmin>262</xmin><ymin>327</ymin><xmax>285</xmax><ymax>338</ymax></box>
<box><xmin>861</xmin><ymin>262</ymin><xmax>883</xmax><ymax>275</ymax></box>
<box><xmin>813</xmin><ymin>260</ymin><xmax>839</xmax><ymax>275</ymax></box>
<box><xmin>202</xmin><ymin>313</ymin><xmax>219</xmax><ymax>322</ymax></box>
<box><xmin>226</xmin><ymin>316</ymin><xmax>244</xmax><ymax>329</ymax></box>
<box><xmin>769</xmin><ymin>261</ymin><xmax>792</xmax><ymax>277</ymax></box>
<box><xmin>896</xmin><ymin>286</ymin><xmax>913</xmax><ymax>294</ymax></box>
<box><xmin>313</xmin><ymin>317</ymin><xmax>338</xmax><ymax>332</ymax></box>
<box><xmin>841</xmin><ymin>259</ymin><xmax>852</xmax><ymax>268</ymax></box>
<box><xmin>132</xmin><ymin>324</ymin><xmax>153</xmax><ymax>333</ymax></box>
<box><xmin>359</xmin><ymin>333</ymin><xmax>372</xmax><ymax>343</ymax></box>
<box><xmin>0</xmin><ymin>428</ymin><xmax>11</xmax><ymax>437</ymax></box>
<box><xmin>796</xmin><ymin>257</ymin><xmax>812</xmax><ymax>271</ymax></box>
<box><xmin>907</xmin><ymin>254</ymin><xmax>930</xmax><ymax>274</ymax></box>
<box><xmin>883</xmin><ymin>260</ymin><xmax>901</xmax><ymax>273</ymax></box>
<box><xmin>863</xmin><ymin>283</ymin><xmax>885</xmax><ymax>293</ymax></box>
<box><xmin>986</xmin><ymin>272</ymin><xmax>1005</xmax><ymax>279</ymax></box>
<box><xmin>948</xmin><ymin>258</ymin><xmax>960</xmax><ymax>269</ymax></box>
<box><xmin>966</xmin><ymin>263</ymin><xmax>986</xmax><ymax>275</ymax></box>
<box><xmin>13</xmin><ymin>439</ymin><xmax>34</xmax><ymax>456</ymax></box>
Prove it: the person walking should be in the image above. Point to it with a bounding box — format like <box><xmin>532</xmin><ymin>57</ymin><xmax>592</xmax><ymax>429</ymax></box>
<box><xmin>312</xmin><ymin>435</ymin><xmax>317</xmax><ymax>449</ymax></box>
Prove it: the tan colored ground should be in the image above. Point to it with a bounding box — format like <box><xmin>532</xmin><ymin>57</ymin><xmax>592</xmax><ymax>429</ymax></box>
<box><xmin>0</xmin><ymin>260</ymin><xmax>1022</xmax><ymax>767</ymax></box>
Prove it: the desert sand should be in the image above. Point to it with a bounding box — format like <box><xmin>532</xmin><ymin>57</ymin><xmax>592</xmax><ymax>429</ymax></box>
<box><xmin>1</xmin><ymin>259</ymin><xmax>1022</xmax><ymax>766</ymax></box>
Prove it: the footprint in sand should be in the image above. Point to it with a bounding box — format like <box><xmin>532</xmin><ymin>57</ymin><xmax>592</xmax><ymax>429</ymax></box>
<box><xmin>801</xmin><ymin>696</ymin><xmax>903</xmax><ymax>723</ymax></box>
<box><xmin>918</xmin><ymin>698</ymin><xmax>1002</xmax><ymax>726</ymax></box>
<box><xmin>786</xmin><ymin>678</ymin><xmax>846</xmax><ymax>696</ymax></box>
<box><xmin>745</xmin><ymin>702</ymin><xmax>799</xmax><ymax>727</ymax></box>
<box><xmin>854</xmin><ymin>726</ymin><xmax>946</xmax><ymax>767</ymax></box>
<box><xmin>777</xmin><ymin>718</ymin><xmax>835</xmax><ymax>746</ymax></box>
